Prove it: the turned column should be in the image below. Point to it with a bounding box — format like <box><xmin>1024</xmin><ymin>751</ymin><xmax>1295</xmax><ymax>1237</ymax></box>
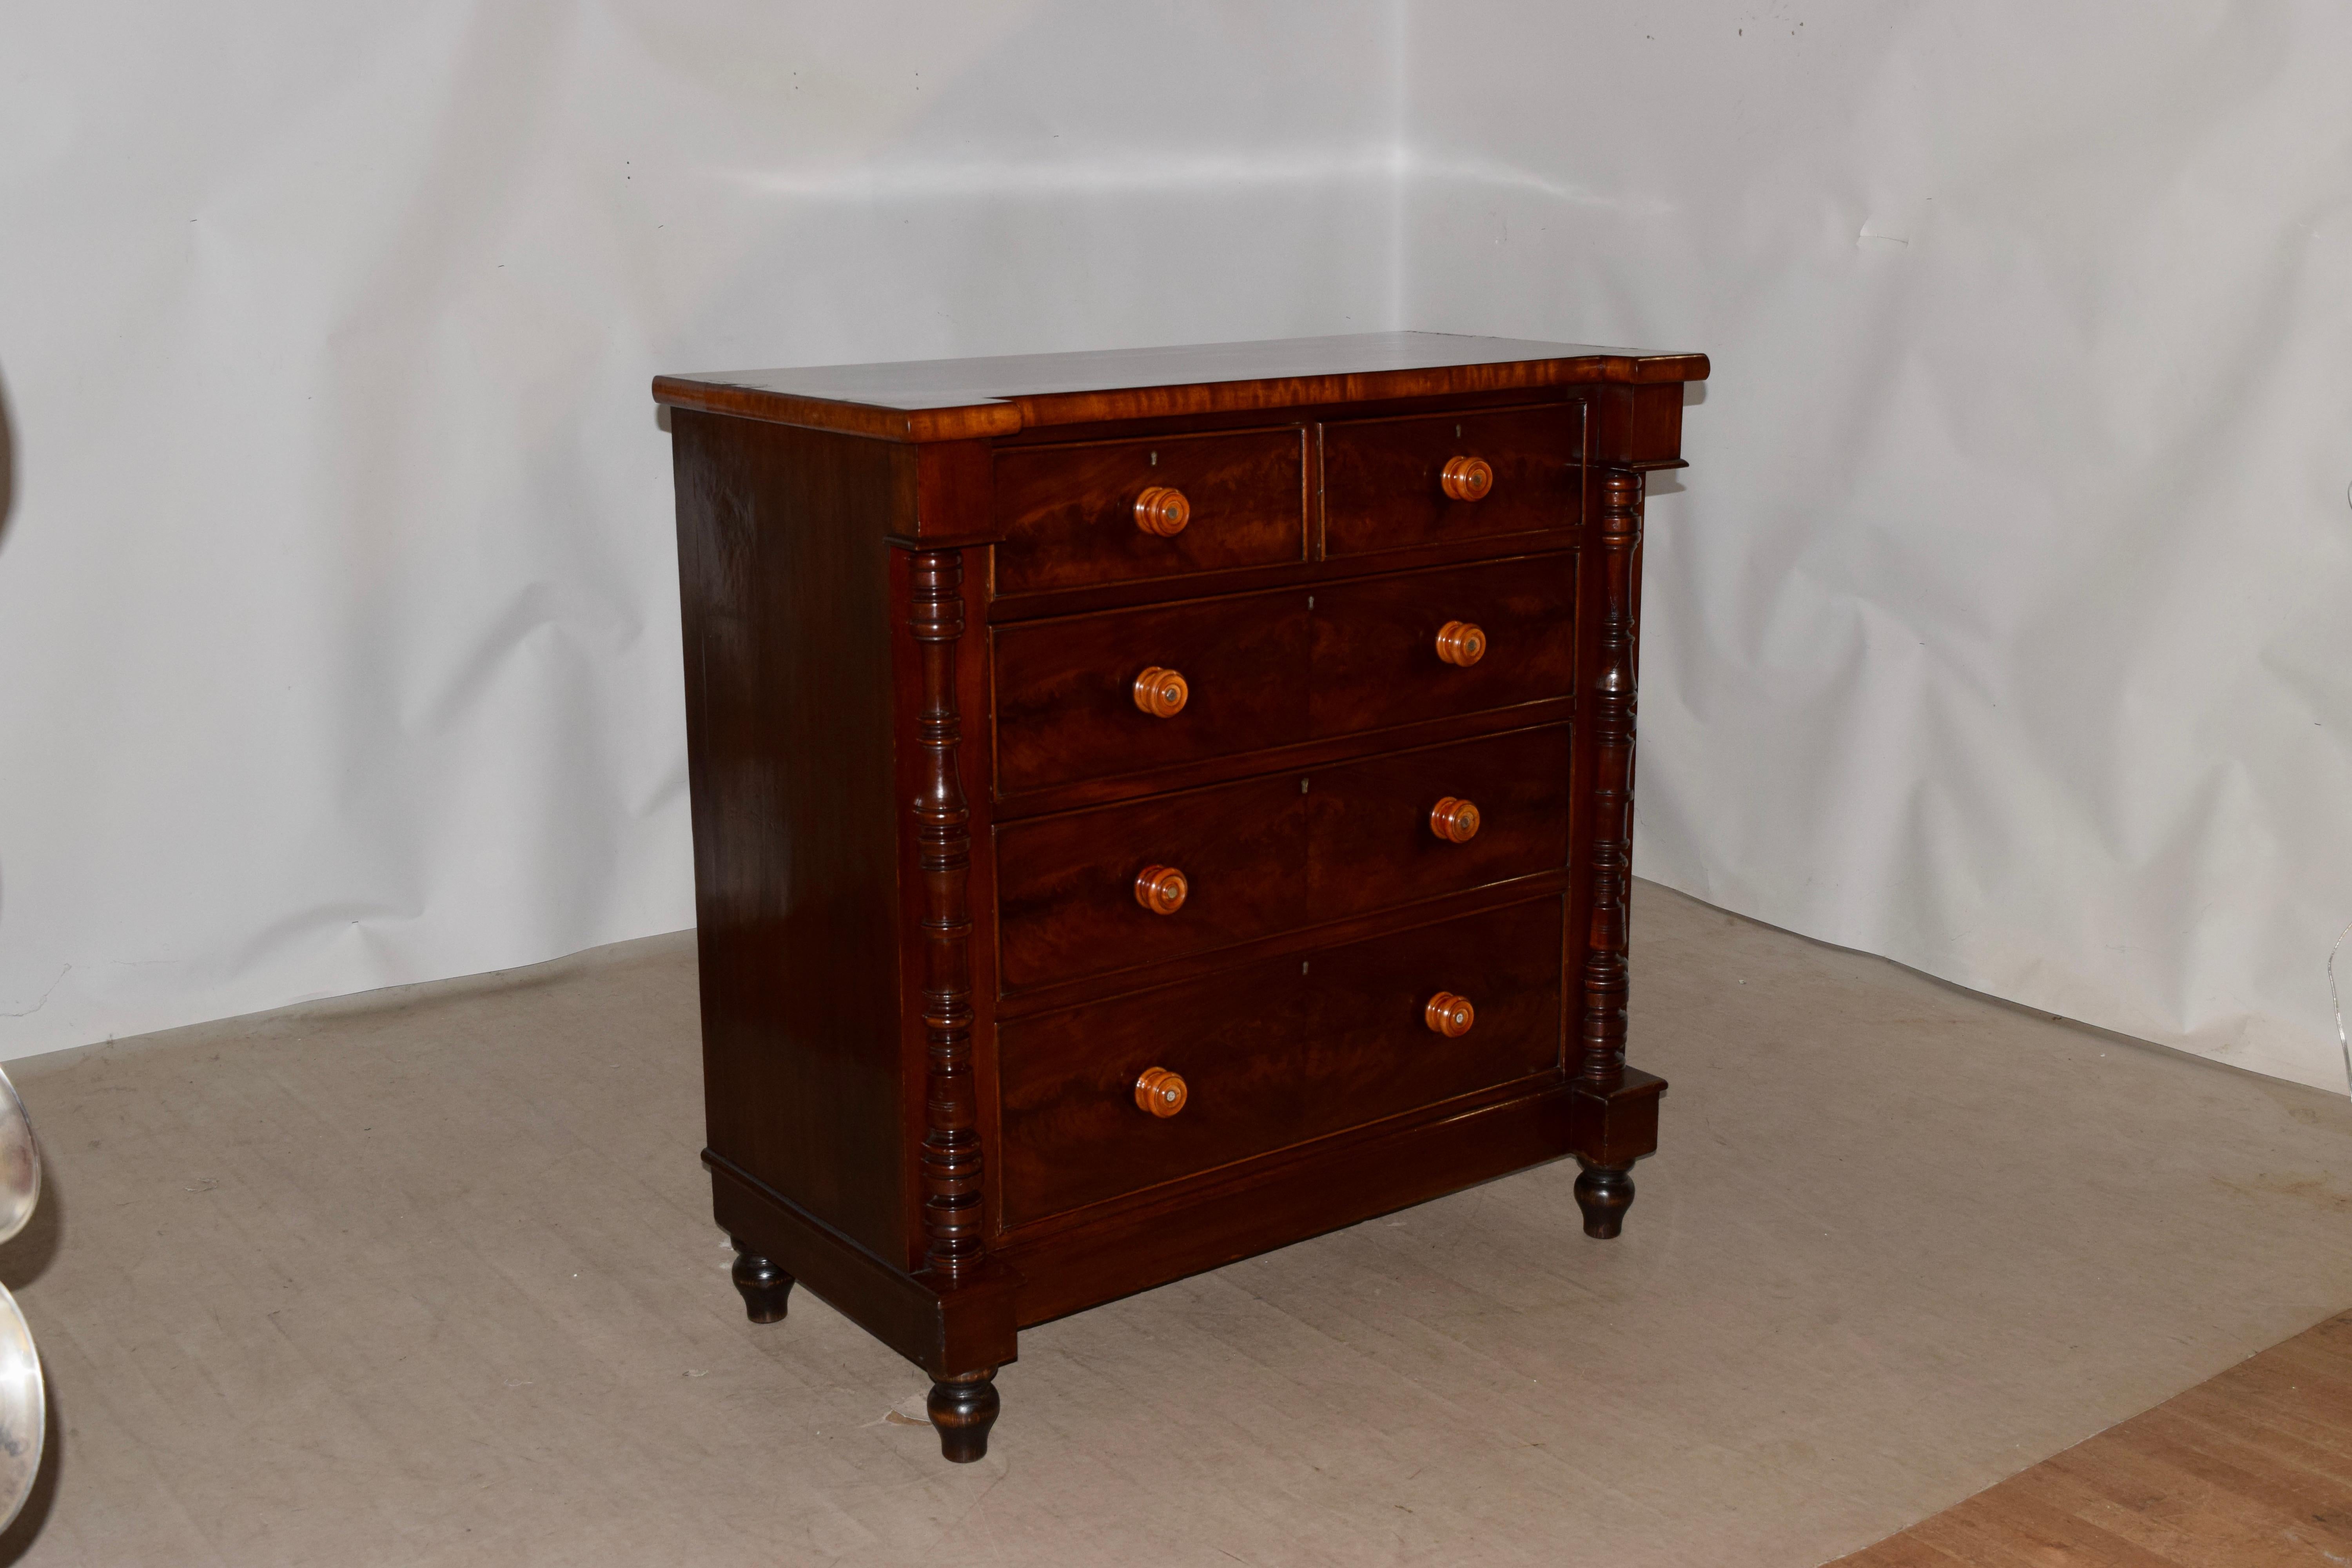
<box><xmin>908</xmin><ymin>548</ymin><xmax>1002</xmax><ymax>1461</ymax></box>
<box><xmin>1576</xmin><ymin>466</ymin><xmax>1644</xmax><ymax>1238</ymax></box>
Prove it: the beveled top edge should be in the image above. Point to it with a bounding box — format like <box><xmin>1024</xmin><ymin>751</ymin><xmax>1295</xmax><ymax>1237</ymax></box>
<box><xmin>652</xmin><ymin>331</ymin><xmax>1709</xmax><ymax>441</ymax></box>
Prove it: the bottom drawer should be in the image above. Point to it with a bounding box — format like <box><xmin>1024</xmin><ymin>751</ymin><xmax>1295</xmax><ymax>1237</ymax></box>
<box><xmin>997</xmin><ymin>897</ymin><xmax>1565</xmax><ymax>1228</ymax></box>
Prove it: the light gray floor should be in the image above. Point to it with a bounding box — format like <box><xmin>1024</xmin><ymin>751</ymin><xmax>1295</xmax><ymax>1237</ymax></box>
<box><xmin>2</xmin><ymin>881</ymin><xmax>2348</xmax><ymax>1567</ymax></box>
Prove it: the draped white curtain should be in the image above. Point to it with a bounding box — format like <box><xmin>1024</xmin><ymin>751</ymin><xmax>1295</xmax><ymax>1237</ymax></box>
<box><xmin>5</xmin><ymin>1</ymin><xmax>2348</xmax><ymax>1093</ymax></box>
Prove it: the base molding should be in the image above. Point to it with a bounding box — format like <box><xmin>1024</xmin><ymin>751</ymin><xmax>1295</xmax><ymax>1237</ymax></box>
<box><xmin>706</xmin><ymin>1154</ymin><xmax>1018</xmax><ymax>1378</ymax></box>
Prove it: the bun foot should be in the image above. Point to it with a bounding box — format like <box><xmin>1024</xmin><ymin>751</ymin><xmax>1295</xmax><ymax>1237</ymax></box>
<box><xmin>1574</xmin><ymin>1160</ymin><xmax>1636</xmax><ymax>1239</ymax></box>
<box><xmin>728</xmin><ymin>1238</ymin><xmax>795</xmax><ymax>1323</ymax></box>
<box><xmin>927</xmin><ymin>1368</ymin><xmax>1000</xmax><ymax>1463</ymax></box>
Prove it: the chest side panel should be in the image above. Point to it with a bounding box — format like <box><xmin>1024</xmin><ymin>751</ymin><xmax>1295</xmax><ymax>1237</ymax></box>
<box><xmin>673</xmin><ymin>409</ymin><xmax>909</xmax><ymax>1263</ymax></box>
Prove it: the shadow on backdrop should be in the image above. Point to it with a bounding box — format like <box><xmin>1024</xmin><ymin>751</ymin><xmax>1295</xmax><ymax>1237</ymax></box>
<box><xmin>0</xmin><ymin>365</ymin><xmax>14</xmax><ymax>550</ymax></box>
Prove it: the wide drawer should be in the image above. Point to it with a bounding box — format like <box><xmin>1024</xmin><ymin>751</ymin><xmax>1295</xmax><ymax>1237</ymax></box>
<box><xmin>997</xmin><ymin>896</ymin><xmax>1566</xmax><ymax>1227</ymax></box>
<box><xmin>991</xmin><ymin>554</ymin><xmax>1574</xmax><ymax>796</ymax></box>
<box><xmin>1321</xmin><ymin>404</ymin><xmax>1581</xmax><ymax>558</ymax></box>
<box><xmin>995</xmin><ymin>723</ymin><xmax>1570</xmax><ymax>992</ymax></box>
<box><xmin>992</xmin><ymin>428</ymin><xmax>1308</xmax><ymax>595</ymax></box>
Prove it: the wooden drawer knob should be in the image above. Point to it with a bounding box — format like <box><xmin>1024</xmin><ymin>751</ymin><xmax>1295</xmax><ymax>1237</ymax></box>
<box><xmin>1435</xmin><ymin>620</ymin><xmax>1487</xmax><ymax>667</ymax></box>
<box><xmin>1440</xmin><ymin>455</ymin><xmax>1494</xmax><ymax>502</ymax></box>
<box><xmin>1134</xmin><ymin>485</ymin><xmax>1191</xmax><ymax>537</ymax></box>
<box><xmin>1134</xmin><ymin>865</ymin><xmax>1189</xmax><ymax>915</ymax></box>
<box><xmin>1135</xmin><ymin>1067</ymin><xmax>1188</xmax><ymax>1117</ymax></box>
<box><xmin>1425</xmin><ymin>992</ymin><xmax>1476</xmax><ymax>1038</ymax></box>
<box><xmin>1429</xmin><ymin>796</ymin><xmax>1481</xmax><ymax>843</ymax></box>
<box><xmin>1133</xmin><ymin>666</ymin><xmax>1189</xmax><ymax>718</ymax></box>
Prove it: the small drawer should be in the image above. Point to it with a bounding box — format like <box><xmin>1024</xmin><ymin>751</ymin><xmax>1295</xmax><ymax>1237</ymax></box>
<box><xmin>998</xmin><ymin>897</ymin><xmax>1566</xmax><ymax>1227</ymax></box>
<box><xmin>1321</xmin><ymin>404</ymin><xmax>1580</xmax><ymax>558</ymax></box>
<box><xmin>992</xmin><ymin>593</ymin><xmax>1311</xmax><ymax>796</ymax></box>
<box><xmin>994</xmin><ymin>724</ymin><xmax>1568</xmax><ymax>992</ymax></box>
<box><xmin>1306</xmin><ymin>724</ymin><xmax>1570</xmax><ymax>920</ymax></box>
<box><xmin>996</xmin><ymin>774</ymin><xmax>1311</xmax><ymax>992</ymax></box>
<box><xmin>992</xmin><ymin>429</ymin><xmax>1308</xmax><ymax>595</ymax></box>
<box><xmin>1310</xmin><ymin>554</ymin><xmax>1576</xmax><ymax>738</ymax></box>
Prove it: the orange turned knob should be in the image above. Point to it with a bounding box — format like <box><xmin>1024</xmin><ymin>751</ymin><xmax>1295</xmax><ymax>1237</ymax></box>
<box><xmin>1134</xmin><ymin>864</ymin><xmax>1189</xmax><ymax>915</ymax></box>
<box><xmin>1435</xmin><ymin>620</ymin><xmax>1487</xmax><ymax>667</ymax></box>
<box><xmin>1425</xmin><ymin>992</ymin><xmax>1476</xmax><ymax>1038</ymax></box>
<box><xmin>1133</xmin><ymin>666</ymin><xmax>1189</xmax><ymax>718</ymax></box>
<box><xmin>1135</xmin><ymin>1067</ymin><xmax>1189</xmax><ymax>1117</ymax></box>
<box><xmin>1429</xmin><ymin>796</ymin><xmax>1481</xmax><ymax>843</ymax></box>
<box><xmin>1134</xmin><ymin>485</ymin><xmax>1191</xmax><ymax>537</ymax></box>
<box><xmin>1439</xmin><ymin>455</ymin><xmax>1494</xmax><ymax>502</ymax></box>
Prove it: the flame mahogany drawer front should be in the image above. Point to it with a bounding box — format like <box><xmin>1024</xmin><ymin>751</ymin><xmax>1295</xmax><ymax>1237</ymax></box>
<box><xmin>1321</xmin><ymin>403</ymin><xmax>1582</xmax><ymax>558</ymax></box>
<box><xmin>991</xmin><ymin>553</ymin><xmax>1577</xmax><ymax>797</ymax></box>
<box><xmin>994</xmin><ymin>723</ymin><xmax>1572</xmax><ymax>993</ymax></box>
<box><xmin>991</xmin><ymin>428</ymin><xmax>1308</xmax><ymax>594</ymax></box>
<box><xmin>997</xmin><ymin>896</ymin><xmax>1568</xmax><ymax>1228</ymax></box>
<box><xmin>655</xmin><ymin>332</ymin><xmax>1704</xmax><ymax>1464</ymax></box>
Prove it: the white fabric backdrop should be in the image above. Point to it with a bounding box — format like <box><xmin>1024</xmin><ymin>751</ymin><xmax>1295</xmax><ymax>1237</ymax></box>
<box><xmin>1405</xmin><ymin>1</ymin><xmax>2352</xmax><ymax>1091</ymax></box>
<box><xmin>5</xmin><ymin>2</ymin><xmax>2349</xmax><ymax>1094</ymax></box>
<box><xmin>0</xmin><ymin>1</ymin><xmax>1403</xmax><ymax>1058</ymax></box>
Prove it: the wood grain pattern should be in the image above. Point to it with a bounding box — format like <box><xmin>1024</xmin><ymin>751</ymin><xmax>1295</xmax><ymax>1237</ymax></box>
<box><xmin>670</xmin><ymin>410</ymin><xmax>908</xmax><ymax>1262</ymax></box>
<box><xmin>996</xmin><ymin>897</ymin><xmax>1566</xmax><ymax>1227</ymax></box>
<box><xmin>992</xmin><ymin>428</ymin><xmax>1305</xmax><ymax>592</ymax></box>
<box><xmin>1579</xmin><ymin>469</ymin><xmax>1642</xmax><ymax>1091</ymax></box>
<box><xmin>1322</xmin><ymin>404</ymin><xmax>1581</xmax><ymax>557</ymax></box>
<box><xmin>1308</xmin><ymin>553</ymin><xmax>1577</xmax><ymax>739</ymax></box>
<box><xmin>909</xmin><ymin>549</ymin><xmax>985</xmax><ymax>1279</ymax></box>
<box><xmin>993</xmin><ymin>723</ymin><xmax>1568</xmax><ymax>993</ymax></box>
<box><xmin>993</xmin><ymin>595</ymin><xmax>1312</xmax><ymax>793</ymax></box>
<box><xmin>662</xmin><ymin>333</ymin><xmax>1702</xmax><ymax>1458</ymax></box>
<box><xmin>653</xmin><ymin>331</ymin><xmax>1710</xmax><ymax>446</ymax></box>
<box><xmin>1833</xmin><ymin>1309</ymin><xmax>2352</xmax><ymax>1567</ymax></box>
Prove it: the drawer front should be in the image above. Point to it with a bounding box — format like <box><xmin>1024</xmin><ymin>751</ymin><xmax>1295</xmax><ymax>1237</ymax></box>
<box><xmin>995</xmin><ymin>723</ymin><xmax>1568</xmax><ymax>992</ymax></box>
<box><xmin>1306</xmin><ymin>724</ymin><xmax>1570</xmax><ymax>921</ymax></box>
<box><xmin>1310</xmin><ymin>554</ymin><xmax>1577</xmax><ymax>737</ymax></box>
<box><xmin>993</xmin><ymin>594</ymin><xmax>1312</xmax><ymax>795</ymax></box>
<box><xmin>1321</xmin><ymin>404</ymin><xmax>1580</xmax><ymax>558</ymax></box>
<box><xmin>993</xmin><ymin>429</ymin><xmax>1307</xmax><ymax>595</ymax></box>
<box><xmin>993</xmin><ymin>554</ymin><xmax>1572</xmax><ymax>797</ymax></box>
<box><xmin>998</xmin><ymin>897</ymin><xmax>1566</xmax><ymax>1227</ymax></box>
<box><xmin>996</xmin><ymin>774</ymin><xmax>1311</xmax><ymax>992</ymax></box>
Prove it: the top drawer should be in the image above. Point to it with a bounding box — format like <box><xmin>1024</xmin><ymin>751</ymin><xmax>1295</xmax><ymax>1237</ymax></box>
<box><xmin>992</xmin><ymin>429</ymin><xmax>1308</xmax><ymax>595</ymax></box>
<box><xmin>1321</xmin><ymin>404</ymin><xmax>1581</xmax><ymax>559</ymax></box>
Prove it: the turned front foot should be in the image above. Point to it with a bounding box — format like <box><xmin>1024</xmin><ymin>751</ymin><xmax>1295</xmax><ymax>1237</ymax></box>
<box><xmin>927</xmin><ymin>1368</ymin><xmax>1000</xmax><ymax>1463</ymax></box>
<box><xmin>728</xmin><ymin>1237</ymin><xmax>795</xmax><ymax>1323</ymax></box>
<box><xmin>1574</xmin><ymin>1160</ymin><xmax>1636</xmax><ymax>1239</ymax></box>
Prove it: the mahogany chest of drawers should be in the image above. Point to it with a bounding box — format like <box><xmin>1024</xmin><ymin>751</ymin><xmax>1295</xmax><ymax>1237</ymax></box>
<box><xmin>653</xmin><ymin>332</ymin><xmax>1707</xmax><ymax>1461</ymax></box>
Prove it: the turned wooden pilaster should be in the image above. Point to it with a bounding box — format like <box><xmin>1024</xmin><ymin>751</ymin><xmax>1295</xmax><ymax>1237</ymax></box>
<box><xmin>910</xmin><ymin>549</ymin><xmax>984</xmax><ymax>1280</ymax></box>
<box><xmin>1579</xmin><ymin>467</ymin><xmax>1643</xmax><ymax>1091</ymax></box>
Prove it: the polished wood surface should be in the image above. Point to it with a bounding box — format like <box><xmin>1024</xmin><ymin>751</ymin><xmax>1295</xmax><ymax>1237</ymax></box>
<box><xmin>1132</xmin><ymin>485</ymin><xmax>1191</xmax><ymax>537</ymax></box>
<box><xmin>1835</xmin><ymin>1308</ymin><xmax>2352</xmax><ymax>1567</ymax></box>
<box><xmin>654</xmin><ymin>330</ymin><xmax>1711</xmax><ymax>443</ymax></box>
<box><xmin>663</xmin><ymin>331</ymin><xmax>1702</xmax><ymax>1462</ymax></box>
<box><xmin>1306</xmin><ymin>553</ymin><xmax>1576</xmax><ymax>737</ymax></box>
<box><xmin>1439</xmin><ymin>454</ymin><xmax>1494</xmax><ymax>503</ymax></box>
<box><xmin>670</xmin><ymin>410</ymin><xmax>908</xmax><ymax>1262</ymax></box>
<box><xmin>1434</xmin><ymin>619</ymin><xmax>1487</xmax><ymax>667</ymax></box>
<box><xmin>1132</xmin><ymin>864</ymin><xmax>1189</xmax><ymax>916</ymax></box>
<box><xmin>991</xmin><ymin>428</ymin><xmax>1303</xmax><ymax>592</ymax></box>
<box><xmin>993</xmin><ymin>722</ymin><xmax>1568</xmax><ymax>993</ymax></box>
<box><xmin>1423</xmin><ymin>991</ymin><xmax>1475</xmax><ymax>1037</ymax></box>
<box><xmin>1132</xmin><ymin>1067</ymin><xmax>1188</xmax><ymax>1118</ymax></box>
<box><xmin>1129</xmin><ymin>664</ymin><xmax>1192</xmax><ymax>720</ymax></box>
<box><xmin>1428</xmin><ymin>796</ymin><xmax>1482</xmax><ymax>844</ymax></box>
<box><xmin>997</xmin><ymin>897</ymin><xmax>1566</xmax><ymax>1227</ymax></box>
<box><xmin>1322</xmin><ymin>405</ymin><xmax>1579</xmax><ymax>557</ymax></box>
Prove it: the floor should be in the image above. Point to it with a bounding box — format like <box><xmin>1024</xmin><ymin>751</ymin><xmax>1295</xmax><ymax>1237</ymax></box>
<box><xmin>1835</xmin><ymin>1308</ymin><xmax>2352</xmax><ymax>1565</ymax></box>
<box><xmin>0</xmin><ymin>881</ymin><xmax>2348</xmax><ymax>1567</ymax></box>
